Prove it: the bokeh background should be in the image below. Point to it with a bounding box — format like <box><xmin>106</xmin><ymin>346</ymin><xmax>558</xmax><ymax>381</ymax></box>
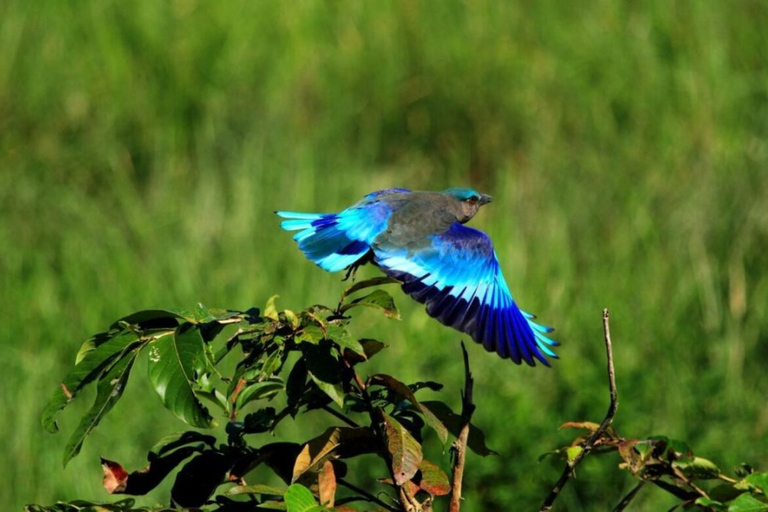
<box><xmin>2</xmin><ymin>1</ymin><xmax>768</xmax><ymax>510</ymax></box>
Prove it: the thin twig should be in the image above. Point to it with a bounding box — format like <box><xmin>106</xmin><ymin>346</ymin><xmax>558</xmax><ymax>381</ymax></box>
<box><xmin>449</xmin><ymin>341</ymin><xmax>476</xmax><ymax>512</ymax></box>
<box><xmin>337</xmin><ymin>478</ymin><xmax>400</xmax><ymax>512</ymax></box>
<box><xmin>320</xmin><ymin>404</ymin><xmax>360</xmax><ymax>427</ymax></box>
<box><xmin>612</xmin><ymin>481</ymin><xmax>646</xmax><ymax>512</ymax></box>
<box><xmin>539</xmin><ymin>308</ymin><xmax>619</xmax><ymax>512</ymax></box>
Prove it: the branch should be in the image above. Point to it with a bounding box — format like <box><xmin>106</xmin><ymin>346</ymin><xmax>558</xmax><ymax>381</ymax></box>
<box><xmin>320</xmin><ymin>404</ymin><xmax>360</xmax><ymax>427</ymax></box>
<box><xmin>539</xmin><ymin>308</ymin><xmax>618</xmax><ymax>512</ymax></box>
<box><xmin>612</xmin><ymin>481</ymin><xmax>646</xmax><ymax>512</ymax></box>
<box><xmin>449</xmin><ymin>341</ymin><xmax>476</xmax><ymax>512</ymax></box>
<box><xmin>337</xmin><ymin>478</ymin><xmax>400</xmax><ymax>512</ymax></box>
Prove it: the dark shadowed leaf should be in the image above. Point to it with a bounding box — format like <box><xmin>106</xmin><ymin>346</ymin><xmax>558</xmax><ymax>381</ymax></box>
<box><xmin>382</xmin><ymin>412</ymin><xmax>423</xmax><ymax>486</ymax></box>
<box><xmin>149</xmin><ymin>431</ymin><xmax>216</xmax><ymax>457</ymax></box>
<box><xmin>24</xmin><ymin>498</ymin><xmax>152</xmax><ymax>512</ymax></box>
<box><xmin>147</xmin><ymin>324</ymin><xmax>214</xmax><ymax>428</ymax></box>
<box><xmin>63</xmin><ymin>348</ymin><xmax>141</xmax><ymax>465</ymax></box>
<box><xmin>370</xmin><ymin>374</ymin><xmax>448</xmax><ymax>444</ymax></box>
<box><xmin>235</xmin><ymin>377</ymin><xmax>285</xmax><ymax>411</ymax></box>
<box><xmin>340</xmin><ymin>289</ymin><xmax>400</xmax><ymax>320</ymax></box>
<box><xmin>230</xmin><ymin>443</ymin><xmax>302</xmax><ymax>484</ymax></box>
<box><xmin>112</xmin><ymin>309</ymin><xmax>193</xmax><ymax>329</ymax></box>
<box><xmin>284</xmin><ymin>483</ymin><xmax>322</xmax><ymax>512</ymax></box>
<box><xmin>302</xmin><ymin>343</ymin><xmax>344</xmax><ymax>407</ymax></box>
<box><xmin>170</xmin><ymin>451</ymin><xmax>234</xmax><ymax>508</ymax></box>
<box><xmin>286</xmin><ymin>359</ymin><xmax>308</xmax><ymax>412</ymax></box>
<box><xmin>43</xmin><ymin>331</ymin><xmax>141</xmax><ymax>434</ymax></box>
<box><xmin>101</xmin><ymin>447</ymin><xmax>197</xmax><ymax>495</ymax></box>
<box><xmin>421</xmin><ymin>400</ymin><xmax>498</xmax><ymax>456</ymax></box>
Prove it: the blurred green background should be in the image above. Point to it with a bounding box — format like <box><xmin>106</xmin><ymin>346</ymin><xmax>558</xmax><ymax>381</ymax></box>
<box><xmin>2</xmin><ymin>1</ymin><xmax>767</xmax><ymax>510</ymax></box>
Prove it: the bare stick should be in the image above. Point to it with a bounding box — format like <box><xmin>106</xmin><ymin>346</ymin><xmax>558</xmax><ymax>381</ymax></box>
<box><xmin>449</xmin><ymin>341</ymin><xmax>476</xmax><ymax>512</ymax></box>
<box><xmin>539</xmin><ymin>309</ymin><xmax>618</xmax><ymax>512</ymax></box>
<box><xmin>612</xmin><ymin>481</ymin><xmax>646</xmax><ymax>512</ymax></box>
<box><xmin>337</xmin><ymin>478</ymin><xmax>400</xmax><ymax>512</ymax></box>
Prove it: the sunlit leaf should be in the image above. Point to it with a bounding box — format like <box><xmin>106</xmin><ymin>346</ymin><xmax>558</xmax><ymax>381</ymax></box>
<box><xmin>265</xmin><ymin>295</ymin><xmax>280</xmax><ymax>321</ymax></box>
<box><xmin>147</xmin><ymin>324</ymin><xmax>214</xmax><ymax>428</ymax></box>
<box><xmin>340</xmin><ymin>289</ymin><xmax>400</xmax><ymax>320</ymax></box>
<box><xmin>318</xmin><ymin>461</ymin><xmax>336</xmax><ymax>507</ymax></box>
<box><xmin>292</xmin><ymin>427</ymin><xmax>378</xmax><ymax>482</ymax></box>
<box><xmin>225</xmin><ymin>484</ymin><xmax>286</xmax><ymax>496</ymax></box>
<box><xmin>284</xmin><ymin>483</ymin><xmax>322</xmax><ymax>512</ymax></box>
<box><xmin>63</xmin><ymin>347</ymin><xmax>141</xmax><ymax>465</ymax></box>
<box><xmin>673</xmin><ymin>456</ymin><xmax>721</xmax><ymax>479</ymax></box>
<box><xmin>727</xmin><ymin>493</ymin><xmax>768</xmax><ymax>512</ymax></box>
<box><xmin>382</xmin><ymin>412</ymin><xmax>423</xmax><ymax>486</ymax></box>
<box><xmin>339</xmin><ymin>276</ymin><xmax>401</xmax><ymax>303</ymax></box>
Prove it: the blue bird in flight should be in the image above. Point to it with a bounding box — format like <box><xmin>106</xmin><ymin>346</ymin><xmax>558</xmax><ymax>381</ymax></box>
<box><xmin>277</xmin><ymin>188</ymin><xmax>558</xmax><ymax>366</ymax></box>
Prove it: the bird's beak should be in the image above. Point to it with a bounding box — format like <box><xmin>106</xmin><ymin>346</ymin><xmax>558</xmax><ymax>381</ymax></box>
<box><xmin>479</xmin><ymin>194</ymin><xmax>493</xmax><ymax>206</ymax></box>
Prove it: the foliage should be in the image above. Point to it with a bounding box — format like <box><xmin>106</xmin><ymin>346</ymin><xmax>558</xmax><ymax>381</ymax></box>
<box><xmin>541</xmin><ymin>414</ymin><xmax>768</xmax><ymax>510</ymax></box>
<box><xmin>30</xmin><ymin>280</ymin><xmax>492</xmax><ymax>511</ymax></box>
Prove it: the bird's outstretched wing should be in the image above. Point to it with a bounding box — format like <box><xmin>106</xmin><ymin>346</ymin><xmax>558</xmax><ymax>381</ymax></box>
<box><xmin>373</xmin><ymin>223</ymin><xmax>558</xmax><ymax>366</ymax></box>
<box><xmin>277</xmin><ymin>189</ymin><xmax>411</xmax><ymax>273</ymax></box>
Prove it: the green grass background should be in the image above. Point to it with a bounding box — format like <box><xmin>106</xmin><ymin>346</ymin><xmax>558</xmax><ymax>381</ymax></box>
<box><xmin>2</xmin><ymin>1</ymin><xmax>767</xmax><ymax>510</ymax></box>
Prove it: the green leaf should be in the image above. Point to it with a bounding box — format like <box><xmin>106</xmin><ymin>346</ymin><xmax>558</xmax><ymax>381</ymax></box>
<box><xmin>43</xmin><ymin>331</ymin><xmax>141</xmax><ymax>433</ymax></box>
<box><xmin>744</xmin><ymin>473</ymin><xmax>768</xmax><ymax>494</ymax></box>
<box><xmin>382</xmin><ymin>412</ymin><xmax>423</xmax><ymax>486</ymax></box>
<box><xmin>147</xmin><ymin>324</ymin><xmax>214</xmax><ymax>428</ymax></box>
<box><xmin>284</xmin><ymin>483</ymin><xmax>322</xmax><ymax>512</ymax></box>
<box><xmin>340</xmin><ymin>289</ymin><xmax>400</xmax><ymax>320</ymax></box>
<box><xmin>695</xmin><ymin>497</ymin><xmax>728</xmax><ymax>512</ymax></box>
<box><xmin>112</xmin><ymin>309</ymin><xmax>194</xmax><ymax>328</ymax></box>
<box><xmin>324</xmin><ymin>324</ymin><xmax>364</xmax><ymax>355</ymax></box>
<box><xmin>302</xmin><ymin>343</ymin><xmax>344</xmax><ymax>407</ymax></box>
<box><xmin>566</xmin><ymin>446</ymin><xmax>584</xmax><ymax>464</ymax></box>
<box><xmin>673</xmin><ymin>456</ymin><xmax>721</xmax><ymax>479</ymax></box>
<box><xmin>225</xmin><ymin>484</ymin><xmax>286</xmax><ymax>496</ymax></box>
<box><xmin>235</xmin><ymin>377</ymin><xmax>285</xmax><ymax>411</ymax></box>
<box><xmin>728</xmin><ymin>493</ymin><xmax>768</xmax><ymax>512</ymax></box>
<box><xmin>149</xmin><ymin>431</ymin><xmax>216</xmax><ymax>457</ymax></box>
<box><xmin>265</xmin><ymin>295</ymin><xmax>280</xmax><ymax>321</ymax></box>
<box><xmin>339</xmin><ymin>276</ymin><xmax>401</xmax><ymax>303</ymax></box>
<box><xmin>369</xmin><ymin>374</ymin><xmax>448</xmax><ymax>444</ymax></box>
<box><xmin>63</xmin><ymin>347</ymin><xmax>141</xmax><ymax>465</ymax></box>
<box><xmin>421</xmin><ymin>400</ymin><xmax>498</xmax><ymax>456</ymax></box>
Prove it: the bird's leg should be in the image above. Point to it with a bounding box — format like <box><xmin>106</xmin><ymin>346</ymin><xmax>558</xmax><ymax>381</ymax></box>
<box><xmin>342</xmin><ymin>262</ymin><xmax>360</xmax><ymax>282</ymax></box>
<box><xmin>342</xmin><ymin>250</ymin><xmax>374</xmax><ymax>282</ymax></box>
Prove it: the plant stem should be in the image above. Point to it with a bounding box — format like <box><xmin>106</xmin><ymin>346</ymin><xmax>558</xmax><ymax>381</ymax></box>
<box><xmin>337</xmin><ymin>478</ymin><xmax>400</xmax><ymax>512</ymax></box>
<box><xmin>449</xmin><ymin>341</ymin><xmax>475</xmax><ymax>512</ymax></box>
<box><xmin>539</xmin><ymin>309</ymin><xmax>619</xmax><ymax>511</ymax></box>
<box><xmin>320</xmin><ymin>404</ymin><xmax>360</xmax><ymax>427</ymax></box>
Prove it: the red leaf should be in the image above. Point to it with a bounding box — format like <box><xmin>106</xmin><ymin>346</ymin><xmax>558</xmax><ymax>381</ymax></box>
<box><xmin>101</xmin><ymin>458</ymin><xmax>129</xmax><ymax>494</ymax></box>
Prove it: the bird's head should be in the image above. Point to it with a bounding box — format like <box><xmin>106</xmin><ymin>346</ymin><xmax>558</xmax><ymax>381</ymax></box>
<box><xmin>444</xmin><ymin>187</ymin><xmax>493</xmax><ymax>223</ymax></box>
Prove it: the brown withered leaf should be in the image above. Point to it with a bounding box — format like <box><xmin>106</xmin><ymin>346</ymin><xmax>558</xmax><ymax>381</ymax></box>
<box><xmin>292</xmin><ymin>427</ymin><xmax>377</xmax><ymax>482</ymax></box>
<box><xmin>416</xmin><ymin>459</ymin><xmax>451</xmax><ymax>497</ymax></box>
<box><xmin>318</xmin><ymin>460</ymin><xmax>336</xmax><ymax>507</ymax></box>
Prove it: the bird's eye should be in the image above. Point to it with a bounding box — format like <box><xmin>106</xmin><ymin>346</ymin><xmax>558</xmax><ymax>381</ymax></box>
<box><xmin>466</xmin><ymin>195</ymin><xmax>479</xmax><ymax>204</ymax></box>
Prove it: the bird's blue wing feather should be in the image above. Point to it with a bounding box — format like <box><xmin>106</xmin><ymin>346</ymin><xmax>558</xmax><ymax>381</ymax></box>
<box><xmin>277</xmin><ymin>191</ymin><xmax>406</xmax><ymax>272</ymax></box>
<box><xmin>374</xmin><ymin>223</ymin><xmax>558</xmax><ymax>366</ymax></box>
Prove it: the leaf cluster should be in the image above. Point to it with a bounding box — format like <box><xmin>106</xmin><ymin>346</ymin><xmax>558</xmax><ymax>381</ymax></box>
<box><xmin>541</xmin><ymin>422</ymin><xmax>768</xmax><ymax>511</ymax></box>
<box><xmin>31</xmin><ymin>279</ymin><xmax>494</xmax><ymax>512</ymax></box>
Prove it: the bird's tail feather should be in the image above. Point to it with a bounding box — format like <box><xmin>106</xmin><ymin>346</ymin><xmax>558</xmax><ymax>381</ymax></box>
<box><xmin>276</xmin><ymin>211</ymin><xmax>372</xmax><ymax>273</ymax></box>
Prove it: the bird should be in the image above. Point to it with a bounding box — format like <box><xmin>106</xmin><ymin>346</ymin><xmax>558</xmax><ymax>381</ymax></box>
<box><xmin>276</xmin><ymin>187</ymin><xmax>558</xmax><ymax>366</ymax></box>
